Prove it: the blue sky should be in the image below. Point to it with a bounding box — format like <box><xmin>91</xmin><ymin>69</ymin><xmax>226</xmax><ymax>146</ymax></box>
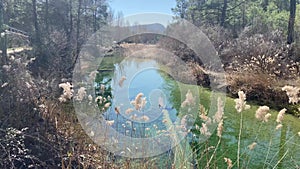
<box><xmin>109</xmin><ymin>0</ymin><xmax>177</xmax><ymax>26</ymax></box>
<box><xmin>109</xmin><ymin>0</ymin><xmax>176</xmax><ymax>16</ymax></box>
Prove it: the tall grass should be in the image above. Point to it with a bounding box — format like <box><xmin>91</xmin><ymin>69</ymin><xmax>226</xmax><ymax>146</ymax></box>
<box><xmin>54</xmin><ymin>54</ymin><xmax>300</xmax><ymax>168</ymax></box>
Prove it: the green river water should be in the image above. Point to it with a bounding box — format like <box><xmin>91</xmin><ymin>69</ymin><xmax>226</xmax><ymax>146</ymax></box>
<box><xmin>94</xmin><ymin>56</ymin><xmax>300</xmax><ymax>169</ymax></box>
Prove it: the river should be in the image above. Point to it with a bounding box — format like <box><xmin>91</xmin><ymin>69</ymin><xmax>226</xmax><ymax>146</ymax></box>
<box><xmin>94</xmin><ymin>56</ymin><xmax>300</xmax><ymax>168</ymax></box>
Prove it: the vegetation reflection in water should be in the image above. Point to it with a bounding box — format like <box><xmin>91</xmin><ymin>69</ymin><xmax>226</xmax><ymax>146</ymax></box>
<box><xmin>95</xmin><ymin>56</ymin><xmax>300</xmax><ymax>168</ymax></box>
<box><xmin>96</xmin><ymin>58</ymin><xmax>181</xmax><ymax>138</ymax></box>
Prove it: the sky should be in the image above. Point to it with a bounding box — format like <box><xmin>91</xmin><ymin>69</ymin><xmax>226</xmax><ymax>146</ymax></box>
<box><xmin>109</xmin><ymin>0</ymin><xmax>177</xmax><ymax>26</ymax></box>
<box><xmin>109</xmin><ymin>0</ymin><xmax>177</xmax><ymax>16</ymax></box>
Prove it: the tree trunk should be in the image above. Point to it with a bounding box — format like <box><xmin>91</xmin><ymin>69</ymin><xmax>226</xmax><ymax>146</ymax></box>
<box><xmin>62</xmin><ymin>0</ymin><xmax>73</xmax><ymax>74</ymax></box>
<box><xmin>0</xmin><ymin>0</ymin><xmax>7</xmax><ymax>60</ymax></box>
<box><xmin>242</xmin><ymin>2</ymin><xmax>246</xmax><ymax>27</ymax></box>
<box><xmin>287</xmin><ymin>0</ymin><xmax>296</xmax><ymax>44</ymax></box>
<box><xmin>220</xmin><ymin>0</ymin><xmax>227</xmax><ymax>27</ymax></box>
<box><xmin>93</xmin><ymin>0</ymin><xmax>97</xmax><ymax>32</ymax></box>
<box><xmin>45</xmin><ymin>0</ymin><xmax>49</xmax><ymax>33</ymax></box>
<box><xmin>67</xmin><ymin>0</ymin><xmax>73</xmax><ymax>45</ymax></box>
<box><xmin>76</xmin><ymin>0</ymin><xmax>82</xmax><ymax>56</ymax></box>
<box><xmin>32</xmin><ymin>0</ymin><xmax>41</xmax><ymax>49</ymax></box>
<box><xmin>70</xmin><ymin>0</ymin><xmax>73</xmax><ymax>37</ymax></box>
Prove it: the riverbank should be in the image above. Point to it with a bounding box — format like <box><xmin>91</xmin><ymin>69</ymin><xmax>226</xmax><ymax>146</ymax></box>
<box><xmin>117</xmin><ymin>43</ymin><xmax>300</xmax><ymax>117</ymax></box>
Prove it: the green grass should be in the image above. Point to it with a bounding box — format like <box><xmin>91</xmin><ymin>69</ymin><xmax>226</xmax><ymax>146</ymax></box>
<box><xmin>168</xmin><ymin>82</ymin><xmax>300</xmax><ymax>168</ymax></box>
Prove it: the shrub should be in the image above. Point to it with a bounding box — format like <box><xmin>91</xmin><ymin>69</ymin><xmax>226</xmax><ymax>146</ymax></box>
<box><xmin>226</xmin><ymin>72</ymin><xmax>290</xmax><ymax>111</ymax></box>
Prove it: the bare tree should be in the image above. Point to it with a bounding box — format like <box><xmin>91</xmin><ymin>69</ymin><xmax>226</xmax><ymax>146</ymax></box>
<box><xmin>76</xmin><ymin>0</ymin><xmax>82</xmax><ymax>57</ymax></box>
<box><xmin>220</xmin><ymin>0</ymin><xmax>228</xmax><ymax>27</ymax></box>
<box><xmin>45</xmin><ymin>0</ymin><xmax>49</xmax><ymax>33</ymax></box>
<box><xmin>32</xmin><ymin>0</ymin><xmax>41</xmax><ymax>49</ymax></box>
<box><xmin>287</xmin><ymin>0</ymin><xmax>296</xmax><ymax>44</ymax></box>
<box><xmin>0</xmin><ymin>0</ymin><xmax>7</xmax><ymax>60</ymax></box>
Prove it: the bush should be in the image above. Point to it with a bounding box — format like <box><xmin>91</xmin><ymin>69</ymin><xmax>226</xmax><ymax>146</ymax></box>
<box><xmin>0</xmin><ymin>128</ymin><xmax>41</xmax><ymax>168</ymax></box>
<box><xmin>227</xmin><ymin>72</ymin><xmax>300</xmax><ymax>116</ymax></box>
<box><xmin>221</xmin><ymin>31</ymin><xmax>299</xmax><ymax>78</ymax></box>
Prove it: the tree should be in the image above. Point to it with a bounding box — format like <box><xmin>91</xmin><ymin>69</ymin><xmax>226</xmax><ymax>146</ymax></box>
<box><xmin>287</xmin><ymin>0</ymin><xmax>296</xmax><ymax>44</ymax></box>
<box><xmin>91</xmin><ymin>0</ymin><xmax>107</xmax><ymax>32</ymax></box>
<box><xmin>32</xmin><ymin>0</ymin><xmax>41</xmax><ymax>50</ymax></box>
<box><xmin>172</xmin><ymin>0</ymin><xmax>189</xmax><ymax>19</ymax></box>
<box><xmin>220</xmin><ymin>0</ymin><xmax>228</xmax><ymax>27</ymax></box>
<box><xmin>76</xmin><ymin>0</ymin><xmax>82</xmax><ymax>58</ymax></box>
<box><xmin>0</xmin><ymin>0</ymin><xmax>108</xmax><ymax>77</ymax></box>
<box><xmin>172</xmin><ymin>0</ymin><xmax>294</xmax><ymax>35</ymax></box>
<box><xmin>0</xmin><ymin>0</ymin><xmax>6</xmax><ymax>60</ymax></box>
<box><xmin>45</xmin><ymin>0</ymin><xmax>49</xmax><ymax>33</ymax></box>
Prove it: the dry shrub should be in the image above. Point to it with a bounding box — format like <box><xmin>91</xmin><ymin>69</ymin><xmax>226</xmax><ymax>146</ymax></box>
<box><xmin>219</xmin><ymin>30</ymin><xmax>299</xmax><ymax>79</ymax></box>
<box><xmin>0</xmin><ymin>51</ymin><xmax>63</xmax><ymax>168</ymax></box>
<box><xmin>0</xmin><ymin>50</ymin><xmax>100</xmax><ymax>168</ymax></box>
<box><xmin>227</xmin><ymin>72</ymin><xmax>289</xmax><ymax>110</ymax></box>
<box><xmin>29</xmin><ymin>29</ymin><xmax>72</xmax><ymax>81</ymax></box>
<box><xmin>207</xmin><ymin>28</ymin><xmax>300</xmax><ymax>114</ymax></box>
<box><xmin>0</xmin><ymin>57</ymin><xmax>115</xmax><ymax>168</ymax></box>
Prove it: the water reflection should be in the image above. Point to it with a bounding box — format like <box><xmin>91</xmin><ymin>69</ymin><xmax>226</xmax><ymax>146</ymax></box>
<box><xmin>96</xmin><ymin>58</ymin><xmax>179</xmax><ymax>138</ymax></box>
